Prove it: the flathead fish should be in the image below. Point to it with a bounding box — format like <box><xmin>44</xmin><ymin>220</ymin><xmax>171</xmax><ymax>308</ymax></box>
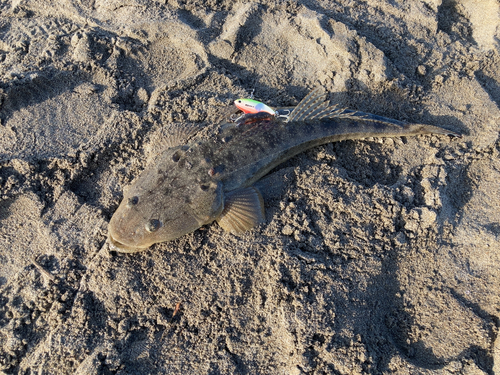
<box><xmin>108</xmin><ymin>88</ymin><xmax>460</xmax><ymax>252</ymax></box>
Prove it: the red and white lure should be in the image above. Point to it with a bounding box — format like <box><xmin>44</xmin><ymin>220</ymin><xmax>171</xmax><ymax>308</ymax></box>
<box><xmin>232</xmin><ymin>97</ymin><xmax>291</xmax><ymax>123</ymax></box>
<box><xmin>234</xmin><ymin>98</ymin><xmax>276</xmax><ymax>115</ymax></box>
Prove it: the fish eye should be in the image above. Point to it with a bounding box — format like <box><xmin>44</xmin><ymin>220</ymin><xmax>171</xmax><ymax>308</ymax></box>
<box><xmin>172</xmin><ymin>152</ymin><xmax>181</xmax><ymax>162</ymax></box>
<box><xmin>127</xmin><ymin>196</ymin><xmax>139</xmax><ymax>206</ymax></box>
<box><xmin>200</xmin><ymin>184</ymin><xmax>209</xmax><ymax>191</ymax></box>
<box><xmin>145</xmin><ymin>219</ymin><xmax>162</xmax><ymax>233</ymax></box>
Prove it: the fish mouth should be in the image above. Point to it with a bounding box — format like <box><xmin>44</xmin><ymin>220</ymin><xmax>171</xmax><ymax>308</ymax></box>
<box><xmin>108</xmin><ymin>233</ymin><xmax>150</xmax><ymax>253</ymax></box>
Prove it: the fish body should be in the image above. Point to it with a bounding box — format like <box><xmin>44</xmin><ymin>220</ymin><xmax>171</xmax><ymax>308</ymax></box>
<box><xmin>108</xmin><ymin>88</ymin><xmax>460</xmax><ymax>252</ymax></box>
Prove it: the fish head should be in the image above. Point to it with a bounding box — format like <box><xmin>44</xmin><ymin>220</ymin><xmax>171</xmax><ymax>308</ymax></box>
<box><xmin>108</xmin><ymin>147</ymin><xmax>224</xmax><ymax>252</ymax></box>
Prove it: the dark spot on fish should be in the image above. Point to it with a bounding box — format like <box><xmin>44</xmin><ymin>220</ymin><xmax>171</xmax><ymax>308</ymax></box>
<box><xmin>146</xmin><ymin>219</ymin><xmax>162</xmax><ymax>232</ymax></box>
<box><xmin>157</xmin><ymin>175</ymin><xmax>166</xmax><ymax>185</ymax></box>
<box><xmin>200</xmin><ymin>184</ymin><xmax>209</xmax><ymax>191</ymax></box>
<box><xmin>172</xmin><ymin>152</ymin><xmax>181</xmax><ymax>162</ymax></box>
<box><xmin>127</xmin><ymin>196</ymin><xmax>139</xmax><ymax>206</ymax></box>
<box><xmin>222</xmin><ymin>136</ymin><xmax>232</xmax><ymax>143</ymax></box>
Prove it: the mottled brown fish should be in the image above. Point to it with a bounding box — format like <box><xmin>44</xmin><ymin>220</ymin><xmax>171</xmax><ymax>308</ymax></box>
<box><xmin>108</xmin><ymin>88</ymin><xmax>460</xmax><ymax>252</ymax></box>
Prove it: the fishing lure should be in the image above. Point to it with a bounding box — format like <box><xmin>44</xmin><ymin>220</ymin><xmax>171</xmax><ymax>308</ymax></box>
<box><xmin>234</xmin><ymin>98</ymin><xmax>276</xmax><ymax>115</ymax></box>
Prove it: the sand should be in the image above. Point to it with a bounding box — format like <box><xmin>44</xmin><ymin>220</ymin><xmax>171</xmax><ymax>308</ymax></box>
<box><xmin>0</xmin><ymin>0</ymin><xmax>499</xmax><ymax>373</ymax></box>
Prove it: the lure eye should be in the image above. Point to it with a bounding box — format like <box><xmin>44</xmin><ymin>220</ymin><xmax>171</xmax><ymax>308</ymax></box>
<box><xmin>127</xmin><ymin>196</ymin><xmax>139</xmax><ymax>206</ymax></box>
<box><xmin>146</xmin><ymin>219</ymin><xmax>162</xmax><ymax>233</ymax></box>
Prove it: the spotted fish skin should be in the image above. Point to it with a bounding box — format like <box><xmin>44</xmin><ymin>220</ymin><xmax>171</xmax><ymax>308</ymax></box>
<box><xmin>108</xmin><ymin>88</ymin><xmax>460</xmax><ymax>252</ymax></box>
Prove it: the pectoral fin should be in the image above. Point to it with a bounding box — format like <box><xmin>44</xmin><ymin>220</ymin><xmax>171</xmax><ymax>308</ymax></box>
<box><xmin>217</xmin><ymin>187</ymin><xmax>265</xmax><ymax>234</ymax></box>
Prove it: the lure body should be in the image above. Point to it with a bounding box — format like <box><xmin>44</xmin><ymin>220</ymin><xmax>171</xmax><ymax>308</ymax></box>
<box><xmin>234</xmin><ymin>98</ymin><xmax>276</xmax><ymax>115</ymax></box>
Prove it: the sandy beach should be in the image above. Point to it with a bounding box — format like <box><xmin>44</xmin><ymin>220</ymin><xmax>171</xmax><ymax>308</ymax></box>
<box><xmin>0</xmin><ymin>0</ymin><xmax>499</xmax><ymax>373</ymax></box>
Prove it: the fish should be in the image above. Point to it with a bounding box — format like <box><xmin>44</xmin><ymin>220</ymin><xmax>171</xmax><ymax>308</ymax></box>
<box><xmin>108</xmin><ymin>87</ymin><xmax>461</xmax><ymax>252</ymax></box>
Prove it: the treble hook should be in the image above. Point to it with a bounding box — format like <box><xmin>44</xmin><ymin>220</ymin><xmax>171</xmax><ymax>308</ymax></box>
<box><xmin>275</xmin><ymin>109</ymin><xmax>291</xmax><ymax>121</ymax></box>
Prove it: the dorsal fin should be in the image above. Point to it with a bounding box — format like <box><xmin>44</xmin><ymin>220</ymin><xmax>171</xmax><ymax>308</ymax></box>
<box><xmin>164</xmin><ymin>123</ymin><xmax>200</xmax><ymax>149</ymax></box>
<box><xmin>287</xmin><ymin>87</ymin><xmax>328</xmax><ymax>122</ymax></box>
<box><xmin>287</xmin><ymin>87</ymin><xmax>367</xmax><ymax>122</ymax></box>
